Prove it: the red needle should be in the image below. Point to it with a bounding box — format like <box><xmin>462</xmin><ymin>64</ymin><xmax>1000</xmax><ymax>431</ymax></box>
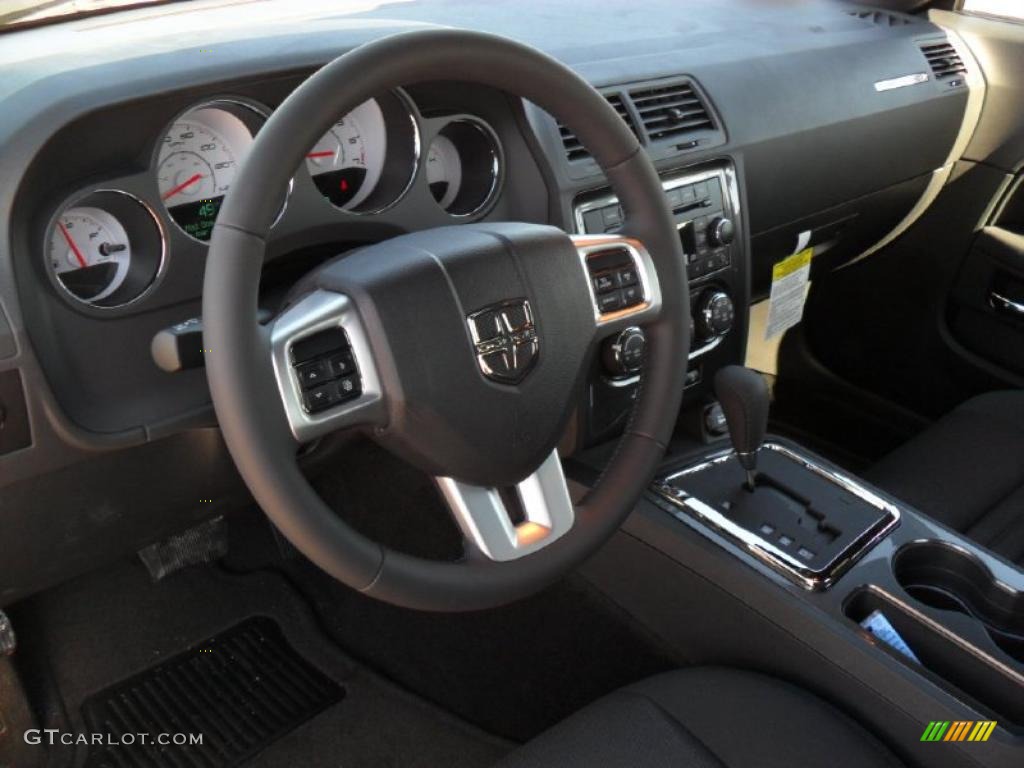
<box><xmin>162</xmin><ymin>173</ymin><xmax>204</xmax><ymax>200</ymax></box>
<box><xmin>57</xmin><ymin>221</ymin><xmax>88</xmax><ymax>269</ymax></box>
<box><xmin>306</xmin><ymin>151</ymin><xmax>334</xmax><ymax>159</ymax></box>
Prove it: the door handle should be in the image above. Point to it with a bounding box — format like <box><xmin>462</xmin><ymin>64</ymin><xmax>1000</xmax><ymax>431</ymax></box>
<box><xmin>989</xmin><ymin>290</ymin><xmax>1024</xmax><ymax>317</ymax></box>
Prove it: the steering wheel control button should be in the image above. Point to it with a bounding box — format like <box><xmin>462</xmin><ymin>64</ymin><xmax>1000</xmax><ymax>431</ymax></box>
<box><xmin>597</xmin><ymin>290</ymin><xmax>625</xmax><ymax>314</ymax></box>
<box><xmin>580</xmin><ymin>242</ymin><xmax>650</xmax><ymax>321</ymax></box>
<box><xmin>621</xmin><ymin>284</ymin><xmax>642</xmax><ymax>307</ymax></box>
<box><xmin>296</xmin><ymin>359</ymin><xmax>331</xmax><ymax>387</ymax></box>
<box><xmin>326</xmin><ymin>351</ymin><xmax>356</xmax><ymax>377</ymax></box>
<box><xmin>303</xmin><ymin>383</ymin><xmax>339</xmax><ymax>413</ymax></box>
<box><xmin>593</xmin><ymin>273</ymin><xmax>616</xmax><ymax>293</ymax></box>
<box><xmin>289</xmin><ymin>326</ymin><xmax>362</xmax><ymax>414</ymax></box>
<box><xmin>467</xmin><ymin>299</ymin><xmax>539</xmax><ymax>385</ymax></box>
<box><xmin>616</xmin><ymin>266</ymin><xmax>638</xmax><ymax>287</ymax></box>
<box><xmin>335</xmin><ymin>375</ymin><xmax>361</xmax><ymax>400</ymax></box>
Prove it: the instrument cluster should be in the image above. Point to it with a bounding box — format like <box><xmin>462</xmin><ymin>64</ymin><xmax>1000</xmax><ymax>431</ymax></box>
<box><xmin>44</xmin><ymin>89</ymin><xmax>505</xmax><ymax>310</ymax></box>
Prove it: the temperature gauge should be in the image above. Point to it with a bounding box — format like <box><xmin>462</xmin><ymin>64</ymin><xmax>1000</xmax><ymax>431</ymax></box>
<box><xmin>425</xmin><ymin>118</ymin><xmax>502</xmax><ymax>217</ymax></box>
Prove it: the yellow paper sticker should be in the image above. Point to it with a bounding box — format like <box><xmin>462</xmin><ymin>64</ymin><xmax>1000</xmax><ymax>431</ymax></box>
<box><xmin>765</xmin><ymin>247</ymin><xmax>813</xmax><ymax>340</ymax></box>
<box><xmin>772</xmin><ymin>247</ymin><xmax>813</xmax><ymax>280</ymax></box>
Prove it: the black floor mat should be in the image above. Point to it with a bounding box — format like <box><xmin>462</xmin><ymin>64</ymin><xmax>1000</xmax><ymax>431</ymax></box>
<box><xmin>82</xmin><ymin>617</ymin><xmax>344</xmax><ymax>768</ymax></box>
<box><xmin>16</xmin><ymin>562</ymin><xmax>507</xmax><ymax>767</ymax></box>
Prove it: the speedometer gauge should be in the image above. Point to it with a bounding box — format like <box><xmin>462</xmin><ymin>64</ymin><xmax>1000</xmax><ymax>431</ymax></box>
<box><xmin>305</xmin><ymin>99</ymin><xmax>387</xmax><ymax>210</ymax></box>
<box><xmin>157</xmin><ymin>102</ymin><xmax>260</xmax><ymax>241</ymax></box>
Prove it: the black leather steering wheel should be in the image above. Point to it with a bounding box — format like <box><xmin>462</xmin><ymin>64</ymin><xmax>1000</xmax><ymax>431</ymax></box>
<box><xmin>203</xmin><ymin>29</ymin><xmax>689</xmax><ymax>611</ymax></box>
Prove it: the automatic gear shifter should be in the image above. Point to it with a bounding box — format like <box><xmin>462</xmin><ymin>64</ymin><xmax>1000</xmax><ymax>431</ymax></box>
<box><xmin>714</xmin><ymin>366</ymin><xmax>769</xmax><ymax>490</ymax></box>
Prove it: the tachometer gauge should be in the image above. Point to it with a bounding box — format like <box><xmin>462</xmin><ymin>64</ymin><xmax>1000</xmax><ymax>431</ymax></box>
<box><xmin>45</xmin><ymin>190</ymin><xmax>165</xmax><ymax>310</ymax></box>
<box><xmin>425</xmin><ymin>118</ymin><xmax>502</xmax><ymax>217</ymax></box>
<box><xmin>157</xmin><ymin>103</ymin><xmax>259</xmax><ymax>241</ymax></box>
<box><xmin>49</xmin><ymin>206</ymin><xmax>131</xmax><ymax>303</ymax></box>
<box><xmin>305</xmin><ymin>99</ymin><xmax>387</xmax><ymax>210</ymax></box>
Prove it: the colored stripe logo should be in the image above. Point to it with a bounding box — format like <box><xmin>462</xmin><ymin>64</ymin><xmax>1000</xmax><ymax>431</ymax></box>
<box><xmin>920</xmin><ymin>721</ymin><xmax>996</xmax><ymax>742</ymax></box>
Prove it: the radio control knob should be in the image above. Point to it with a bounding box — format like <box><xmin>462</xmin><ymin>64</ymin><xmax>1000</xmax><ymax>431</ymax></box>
<box><xmin>602</xmin><ymin>327</ymin><xmax>646</xmax><ymax>376</ymax></box>
<box><xmin>708</xmin><ymin>217</ymin><xmax>735</xmax><ymax>247</ymax></box>
<box><xmin>695</xmin><ymin>291</ymin><xmax>735</xmax><ymax>341</ymax></box>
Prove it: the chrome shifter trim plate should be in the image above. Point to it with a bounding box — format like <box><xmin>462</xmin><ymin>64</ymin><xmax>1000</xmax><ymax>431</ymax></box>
<box><xmin>653</xmin><ymin>442</ymin><xmax>902</xmax><ymax>591</ymax></box>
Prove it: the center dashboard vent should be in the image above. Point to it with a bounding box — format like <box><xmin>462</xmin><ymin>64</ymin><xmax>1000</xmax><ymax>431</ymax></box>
<box><xmin>630</xmin><ymin>81</ymin><xmax>715</xmax><ymax>143</ymax></box>
<box><xmin>920</xmin><ymin>40</ymin><xmax>967</xmax><ymax>81</ymax></box>
<box><xmin>557</xmin><ymin>79</ymin><xmax>719</xmax><ymax>164</ymax></box>
<box><xmin>558</xmin><ymin>93</ymin><xmax>637</xmax><ymax>162</ymax></box>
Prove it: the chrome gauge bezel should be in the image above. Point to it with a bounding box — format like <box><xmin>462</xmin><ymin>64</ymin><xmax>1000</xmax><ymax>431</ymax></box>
<box><xmin>153</xmin><ymin>97</ymin><xmax>290</xmax><ymax>244</ymax></box>
<box><xmin>43</xmin><ymin>188</ymin><xmax>168</xmax><ymax>312</ymax></box>
<box><xmin>426</xmin><ymin>115</ymin><xmax>504</xmax><ymax>219</ymax></box>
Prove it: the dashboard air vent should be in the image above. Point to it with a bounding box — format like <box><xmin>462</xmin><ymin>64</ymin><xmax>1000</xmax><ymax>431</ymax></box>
<box><xmin>558</xmin><ymin>93</ymin><xmax>637</xmax><ymax>162</ymax></box>
<box><xmin>920</xmin><ymin>40</ymin><xmax>967</xmax><ymax>80</ymax></box>
<box><xmin>629</xmin><ymin>81</ymin><xmax>714</xmax><ymax>143</ymax></box>
<box><xmin>845</xmin><ymin>9</ymin><xmax>914</xmax><ymax>27</ymax></box>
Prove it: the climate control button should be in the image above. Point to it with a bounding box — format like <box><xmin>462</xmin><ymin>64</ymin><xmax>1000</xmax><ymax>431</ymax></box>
<box><xmin>695</xmin><ymin>290</ymin><xmax>735</xmax><ymax>341</ymax></box>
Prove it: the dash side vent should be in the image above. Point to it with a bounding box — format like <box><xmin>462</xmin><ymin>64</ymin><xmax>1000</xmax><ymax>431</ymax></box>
<box><xmin>630</xmin><ymin>81</ymin><xmax>715</xmax><ymax>143</ymax></box>
<box><xmin>920</xmin><ymin>40</ymin><xmax>967</xmax><ymax>80</ymax></box>
<box><xmin>558</xmin><ymin>92</ymin><xmax>637</xmax><ymax>163</ymax></box>
<box><xmin>846</xmin><ymin>9</ymin><xmax>915</xmax><ymax>27</ymax></box>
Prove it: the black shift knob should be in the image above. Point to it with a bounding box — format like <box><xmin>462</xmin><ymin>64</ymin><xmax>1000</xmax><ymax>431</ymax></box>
<box><xmin>714</xmin><ymin>366</ymin><xmax>769</xmax><ymax>482</ymax></box>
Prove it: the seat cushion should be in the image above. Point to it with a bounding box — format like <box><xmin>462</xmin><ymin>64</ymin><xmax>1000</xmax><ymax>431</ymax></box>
<box><xmin>495</xmin><ymin>667</ymin><xmax>902</xmax><ymax>768</ymax></box>
<box><xmin>866</xmin><ymin>391</ymin><xmax>1024</xmax><ymax>565</ymax></box>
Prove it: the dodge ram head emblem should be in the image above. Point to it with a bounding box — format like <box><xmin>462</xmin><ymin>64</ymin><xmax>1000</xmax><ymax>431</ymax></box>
<box><xmin>467</xmin><ymin>300</ymin><xmax>539</xmax><ymax>384</ymax></box>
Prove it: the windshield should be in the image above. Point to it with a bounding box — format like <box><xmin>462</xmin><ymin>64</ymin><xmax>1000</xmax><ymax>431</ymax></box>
<box><xmin>0</xmin><ymin>0</ymin><xmax>185</xmax><ymax>30</ymax></box>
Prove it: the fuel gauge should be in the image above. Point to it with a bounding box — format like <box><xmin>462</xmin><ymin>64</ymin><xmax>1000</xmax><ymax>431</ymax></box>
<box><xmin>49</xmin><ymin>206</ymin><xmax>132</xmax><ymax>303</ymax></box>
<box><xmin>45</xmin><ymin>190</ymin><xmax>165</xmax><ymax>310</ymax></box>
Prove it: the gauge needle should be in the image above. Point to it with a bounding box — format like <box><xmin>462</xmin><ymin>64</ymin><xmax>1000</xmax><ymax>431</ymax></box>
<box><xmin>307</xmin><ymin>151</ymin><xmax>335</xmax><ymax>159</ymax></box>
<box><xmin>162</xmin><ymin>173</ymin><xmax>204</xmax><ymax>201</ymax></box>
<box><xmin>57</xmin><ymin>221</ymin><xmax>88</xmax><ymax>269</ymax></box>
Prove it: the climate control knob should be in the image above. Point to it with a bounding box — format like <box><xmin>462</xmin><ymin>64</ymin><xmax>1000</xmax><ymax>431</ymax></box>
<box><xmin>695</xmin><ymin>291</ymin><xmax>735</xmax><ymax>341</ymax></box>
<box><xmin>602</xmin><ymin>327</ymin><xmax>646</xmax><ymax>377</ymax></box>
<box><xmin>708</xmin><ymin>217</ymin><xmax>735</xmax><ymax>247</ymax></box>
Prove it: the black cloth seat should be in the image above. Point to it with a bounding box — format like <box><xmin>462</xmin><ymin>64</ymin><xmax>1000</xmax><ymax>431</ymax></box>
<box><xmin>866</xmin><ymin>391</ymin><xmax>1024</xmax><ymax>566</ymax></box>
<box><xmin>496</xmin><ymin>667</ymin><xmax>901</xmax><ymax>768</ymax></box>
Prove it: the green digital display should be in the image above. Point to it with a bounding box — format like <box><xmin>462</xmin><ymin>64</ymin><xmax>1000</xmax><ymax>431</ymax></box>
<box><xmin>169</xmin><ymin>196</ymin><xmax>224</xmax><ymax>242</ymax></box>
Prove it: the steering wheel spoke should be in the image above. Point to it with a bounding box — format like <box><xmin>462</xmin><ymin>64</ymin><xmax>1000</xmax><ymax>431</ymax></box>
<box><xmin>571</xmin><ymin>233</ymin><xmax>663</xmax><ymax>338</ymax></box>
<box><xmin>436</xmin><ymin>450</ymin><xmax>575</xmax><ymax>561</ymax></box>
<box><xmin>269</xmin><ymin>289</ymin><xmax>386</xmax><ymax>442</ymax></box>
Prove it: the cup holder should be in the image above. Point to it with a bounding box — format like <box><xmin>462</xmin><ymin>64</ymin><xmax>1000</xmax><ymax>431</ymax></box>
<box><xmin>894</xmin><ymin>541</ymin><xmax>1024</xmax><ymax>662</ymax></box>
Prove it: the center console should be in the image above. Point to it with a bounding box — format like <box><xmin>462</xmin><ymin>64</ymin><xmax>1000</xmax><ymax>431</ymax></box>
<box><xmin>568</xmin><ymin>362</ymin><xmax>1023</xmax><ymax>765</ymax></box>
<box><xmin>572</xmin><ymin>161</ymin><xmax>748</xmax><ymax>446</ymax></box>
<box><xmin>654</xmin><ymin>367</ymin><xmax>1023</xmax><ymax>748</ymax></box>
<box><xmin>643</xmin><ymin>438</ymin><xmax>1024</xmax><ymax>756</ymax></box>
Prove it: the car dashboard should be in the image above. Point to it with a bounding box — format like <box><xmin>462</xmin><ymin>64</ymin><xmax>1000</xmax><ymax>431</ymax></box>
<box><xmin>0</xmin><ymin>0</ymin><xmax>980</xmax><ymax>603</ymax></box>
